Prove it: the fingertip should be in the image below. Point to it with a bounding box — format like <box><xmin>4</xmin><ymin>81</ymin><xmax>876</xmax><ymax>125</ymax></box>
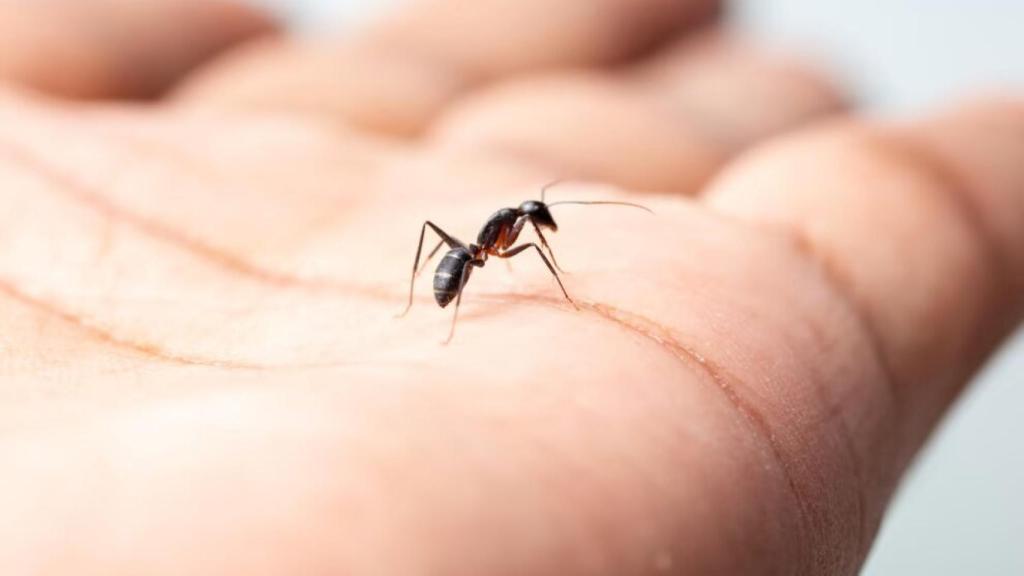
<box><xmin>429</xmin><ymin>37</ymin><xmax>847</xmax><ymax>193</ymax></box>
<box><xmin>0</xmin><ymin>0</ymin><xmax>279</xmax><ymax>99</ymax></box>
<box><xmin>363</xmin><ymin>0</ymin><xmax>722</xmax><ymax>78</ymax></box>
<box><xmin>174</xmin><ymin>38</ymin><xmax>470</xmax><ymax>136</ymax></box>
<box><xmin>633</xmin><ymin>33</ymin><xmax>850</xmax><ymax>149</ymax></box>
<box><xmin>904</xmin><ymin>95</ymin><xmax>1024</xmax><ymax>299</ymax></box>
<box><xmin>430</xmin><ymin>72</ymin><xmax>723</xmax><ymax>192</ymax></box>
<box><xmin>109</xmin><ymin>0</ymin><xmax>281</xmax><ymax>98</ymax></box>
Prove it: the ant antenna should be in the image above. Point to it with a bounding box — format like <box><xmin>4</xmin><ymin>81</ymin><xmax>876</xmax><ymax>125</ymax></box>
<box><xmin>540</xmin><ymin>179</ymin><xmax>566</xmax><ymax>203</ymax></box>
<box><xmin>547</xmin><ymin>200</ymin><xmax>655</xmax><ymax>214</ymax></box>
<box><xmin>540</xmin><ymin>179</ymin><xmax>653</xmax><ymax>214</ymax></box>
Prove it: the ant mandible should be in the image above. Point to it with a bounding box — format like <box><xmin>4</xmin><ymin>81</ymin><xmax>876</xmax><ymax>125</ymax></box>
<box><xmin>398</xmin><ymin>181</ymin><xmax>652</xmax><ymax>344</ymax></box>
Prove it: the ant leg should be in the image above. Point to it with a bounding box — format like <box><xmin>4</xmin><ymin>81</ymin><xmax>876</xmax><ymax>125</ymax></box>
<box><xmin>500</xmin><ymin>243</ymin><xmax>578</xmax><ymax>310</ymax></box>
<box><xmin>530</xmin><ymin>221</ymin><xmax>566</xmax><ymax>273</ymax></box>
<box><xmin>416</xmin><ymin>241</ymin><xmax>445</xmax><ymax>278</ymax></box>
<box><xmin>399</xmin><ymin>221</ymin><xmax>466</xmax><ymax>318</ymax></box>
<box><xmin>425</xmin><ymin>221</ymin><xmax>468</xmax><ymax>250</ymax></box>
<box><xmin>444</xmin><ymin>259</ymin><xmax>485</xmax><ymax>345</ymax></box>
<box><xmin>503</xmin><ymin>217</ymin><xmax>528</xmax><ymax>273</ymax></box>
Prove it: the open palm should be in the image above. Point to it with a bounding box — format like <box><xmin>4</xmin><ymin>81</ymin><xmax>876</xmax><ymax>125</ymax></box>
<box><xmin>1</xmin><ymin>1</ymin><xmax>1021</xmax><ymax>574</ymax></box>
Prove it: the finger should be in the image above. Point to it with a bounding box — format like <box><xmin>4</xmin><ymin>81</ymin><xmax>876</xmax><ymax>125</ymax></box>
<box><xmin>174</xmin><ymin>39</ymin><xmax>472</xmax><ymax>137</ymax></box>
<box><xmin>362</xmin><ymin>0</ymin><xmax>721</xmax><ymax>78</ymax></box>
<box><xmin>703</xmin><ymin>96</ymin><xmax>1024</xmax><ymax>555</ymax></box>
<box><xmin>174</xmin><ymin>0</ymin><xmax>720</xmax><ymax>136</ymax></box>
<box><xmin>431</xmin><ymin>34</ymin><xmax>846</xmax><ymax>193</ymax></box>
<box><xmin>0</xmin><ymin>0</ymin><xmax>276</xmax><ymax>99</ymax></box>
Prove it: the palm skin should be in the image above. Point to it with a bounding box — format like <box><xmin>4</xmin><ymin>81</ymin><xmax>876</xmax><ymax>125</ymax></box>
<box><xmin>0</xmin><ymin>1</ymin><xmax>1022</xmax><ymax>575</ymax></box>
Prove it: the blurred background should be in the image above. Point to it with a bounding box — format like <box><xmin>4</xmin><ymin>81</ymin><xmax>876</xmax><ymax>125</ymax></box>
<box><xmin>254</xmin><ymin>1</ymin><xmax>1023</xmax><ymax>573</ymax></box>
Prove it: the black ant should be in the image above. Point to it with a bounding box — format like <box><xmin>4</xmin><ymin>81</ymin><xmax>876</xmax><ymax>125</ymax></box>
<box><xmin>398</xmin><ymin>182</ymin><xmax>652</xmax><ymax>343</ymax></box>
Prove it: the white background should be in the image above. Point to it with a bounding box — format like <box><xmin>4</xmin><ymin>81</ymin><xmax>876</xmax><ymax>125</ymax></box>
<box><xmin>250</xmin><ymin>1</ymin><xmax>1024</xmax><ymax>573</ymax></box>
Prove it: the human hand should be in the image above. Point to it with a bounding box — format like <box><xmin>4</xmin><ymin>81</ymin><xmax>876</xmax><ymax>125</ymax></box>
<box><xmin>1</xmin><ymin>1</ymin><xmax>1021</xmax><ymax>574</ymax></box>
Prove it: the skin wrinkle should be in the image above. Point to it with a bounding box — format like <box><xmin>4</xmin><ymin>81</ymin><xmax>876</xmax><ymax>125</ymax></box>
<box><xmin>90</xmin><ymin>113</ymin><xmax>389</xmax><ymax>186</ymax></box>
<box><xmin>96</xmin><ymin>121</ymin><xmax>236</xmax><ymax>184</ymax></box>
<box><xmin>863</xmin><ymin>129</ymin><xmax>1011</xmax><ymax>362</ymax></box>
<box><xmin>721</xmin><ymin>126</ymin><xmax>1010</xmax><ymax>430</ymax></box>
<box><xmin>698</xmin><ymin>126</ymin><xmax>1015</xmax><ymax>566</ymax></box>
<box><xmin>486</xmin><ymin>292</ymin><xmax>814</xmax><ymax>572</ymax></box>
<box><xmin>881</xmin><ymin>130</ymin><xmax>1012</xmax><ymax>294</ymax></box>
<box><xmin>853</xmin><ymin>130</ymin><xmax>1017</xmax><ymax>471</ymax></box>
<box><xmin>0</xmin><ymin>137</ymin><xmax>391</xmax><ymax>301</ymax></box>
<box><xmin>741</xmin><ymin>222</ymin><xmax>883</xmax><ymax>565</ymax></box>
<box><xmin>703</xmin><ymin>191</ymin><xmax>921</xmax><ymax>570</ymax></box>
<box><xmin>0</xmin><ymin>274</ymin><xmax>369</xmax><ymax>373</ymax></box>
<box><xmin>548</xmin><ymin>206</ymin><xmax>899</xmax><ymax>571</ymax></box>
<box><xmin>91</xmin><ymin>123</ymin><xmax>377</xmax><ymax>261</ymax></box>
<box><xmin>0</xmin><ymin>139</ymin><xmax>389</xmax><ymax>371</ymax></box>
<box><xmin>0</xmin><ymin>274</ymin><xmax>256</xmax><ymax>369</ymax></box>
<box><xmin>880</xmin><ymin>129</ymin><xmax>1020</xmax><ymax>361</ymax></box>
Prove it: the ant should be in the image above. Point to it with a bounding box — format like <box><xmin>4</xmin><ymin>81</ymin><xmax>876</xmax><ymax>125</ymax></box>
<box><xmin>398</xmin><ymin>181</ymin><xmax>652</xmax><ymax>343</ymax></box>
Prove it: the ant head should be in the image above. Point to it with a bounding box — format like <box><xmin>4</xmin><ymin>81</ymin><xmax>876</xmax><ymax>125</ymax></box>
<box><xmin>519</xmin><ymin>200</ymin><xmax>558</xmax><ymax>232</ymax></box>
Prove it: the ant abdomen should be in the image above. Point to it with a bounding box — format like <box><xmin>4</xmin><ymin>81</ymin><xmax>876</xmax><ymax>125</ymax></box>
<box><xmin>433</xmin><ymin>248</ymin><xmax>474</xmax><ymax>308</ymax></box>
